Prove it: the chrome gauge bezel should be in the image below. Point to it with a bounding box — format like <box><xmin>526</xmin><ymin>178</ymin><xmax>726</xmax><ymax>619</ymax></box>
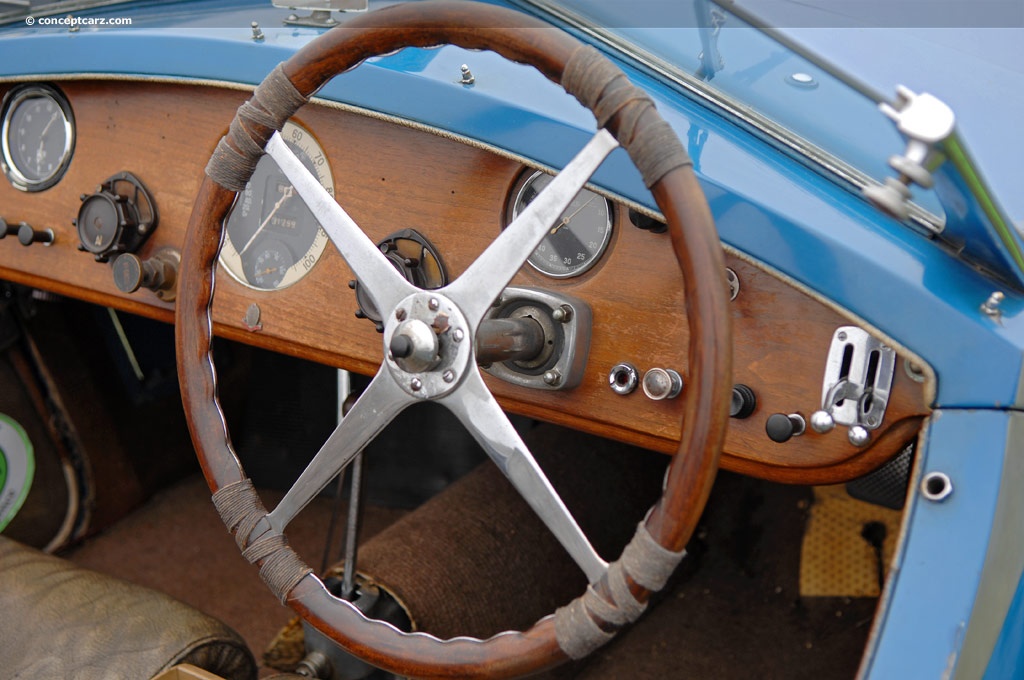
<box><xmin>0</xmin><ymin>84</ymin><xmax>76</xmax><ymax>192</ymax></box>
<box><xmin>507</xmin><ymin>169</ymin><xmax>614</xmax><ymax>279</ymax></box>
<box><xmin>219</xmin><ymin>120</ymin><xmax>334</xmax><ymax>292</ymax></box>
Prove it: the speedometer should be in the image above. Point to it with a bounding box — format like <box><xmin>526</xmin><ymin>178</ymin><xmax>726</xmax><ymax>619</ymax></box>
<box><xmin>219</xmin><ymin>120</ymin><xmax>332</xmax><ymax>291</ymax></box>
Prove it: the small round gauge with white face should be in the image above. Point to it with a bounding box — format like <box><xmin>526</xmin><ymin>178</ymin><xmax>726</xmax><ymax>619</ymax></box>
<box><xmin>1</xmin><ymin>84</ymin><xmax>75</xmax><ymax>192</ymax></box>
<box><xmin>219</xmin><ymin>120</ymin><xmax>333</xmax><ymax>291</ymax></box>
<box><xmin>508</xmin><ymin>170</ymin><xmax>614</xmax><ymax>278</ymax></box>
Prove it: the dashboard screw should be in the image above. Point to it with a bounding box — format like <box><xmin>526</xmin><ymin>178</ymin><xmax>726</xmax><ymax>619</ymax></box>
<box><xmin>543</xmin><ymin>370</ymin><xmax>561</xmax><ymax>387</ymax></box>
<box><xmin>395</xmin><ymin>308</ymin><xmax>407</xmax><ymax>321</ymax></box>
<box><xmin>443</xmin><ymin>370</ymin><xmax>456</xmax><ymax>383</ymax></box>
<box><xmin>243</xmin><ymin>303</ymin><xmax>262</xmax><ymax>332</ymax></box>
<box><xmin>453</xmin><ymin>328</ymin><xmax>464</xmax><ymax>342</ymax></box>
<box><xmin>428</xmin><ymin>297</ymin><xmax>440</xmax><ymax>311</ymax></box>
<box><xmin>410</xmin><ymin>378</ymin><xmax>422</xmax><ymax>392</ymax></box>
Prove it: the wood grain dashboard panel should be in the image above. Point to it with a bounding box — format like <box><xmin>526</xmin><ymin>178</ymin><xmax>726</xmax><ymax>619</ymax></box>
<box><xmin>0</xmin><ymin>80</ymin><xmax>931</xmax><ymax>483</ymax></box>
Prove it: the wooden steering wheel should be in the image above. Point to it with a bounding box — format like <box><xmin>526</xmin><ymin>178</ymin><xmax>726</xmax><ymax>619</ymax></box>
<box><xmin>176</xmin><ymin>2</ymin><xmax>732</xmax><ymax>677</ymax></box>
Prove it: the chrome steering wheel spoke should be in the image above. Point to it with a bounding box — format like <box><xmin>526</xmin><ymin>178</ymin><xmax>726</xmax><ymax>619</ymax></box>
<box><xmin>265</xmin><ymin>132</ymin><xmax>417</xmax><ymax>314</ymax></box>
<box><xmin>440</xmin><ymin>369</ymin><xmax>609</xmax><ymax>584</ymax></box>
<box><xmin>445</xmin><ymin>129</ymin><xmax>619</xmax><ymax>327</ymax></box>
<box><xmin>267</xmin><ymin>368</ymin><xmax>411</xmax><ymax>533</ymax></box>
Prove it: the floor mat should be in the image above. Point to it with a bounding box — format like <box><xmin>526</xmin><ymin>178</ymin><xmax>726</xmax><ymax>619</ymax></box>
<box><xmin>800</xmin><ymin>485</ymin><xmax>902</xmax><ymax>598</ymax></box>
<box><xmin>576</xmin><ymin>472</ymin><xmax>877</xmax><ymax>680</ymax></box>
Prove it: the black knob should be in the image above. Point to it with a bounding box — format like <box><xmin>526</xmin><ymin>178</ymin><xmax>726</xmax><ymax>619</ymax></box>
<box><xmin>17</xmin><ymin>223</ymin><xmax>54</xmax><ymax>246</ymax></box>
<box><xmin>0</xmin><ymin>217</ymin><xmax>18</xmax><ymax>239</ymax></box>
<box><xmin>628</xmin><ymin>208</ymin><xmax>666</xmax><ymax>233</ymax></box>
<box><xmin>766</xmin><ymin>413</ymin><xmax>806</xmax><ymax>443</ymax></box>
<box><xmin>730</xmin><ymin>384</ymin><xmax>757</xmax><ymax>419</ymax></box>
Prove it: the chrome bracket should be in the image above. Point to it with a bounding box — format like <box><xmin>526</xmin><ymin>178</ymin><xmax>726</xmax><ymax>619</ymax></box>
<box><xmin>810</xmin><ymin>326</ymin><xmax>896</xmax><ymax>446</ymax></box>
<box><xmin>274</xmin><ymin>0</ymin><xmax>367</xmax><ymax>27</ymax></box>
<box><xmin>482</xmin><ymin>287</ymin><xmax>591</xmax><ymax>392</ymax></box>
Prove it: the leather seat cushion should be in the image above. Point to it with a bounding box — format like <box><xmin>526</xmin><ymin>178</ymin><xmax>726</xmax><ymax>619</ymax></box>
<box><xmin>0</xmin><ymin>536</ymin><xmax>256</xmax><ymax>679</ymax></box>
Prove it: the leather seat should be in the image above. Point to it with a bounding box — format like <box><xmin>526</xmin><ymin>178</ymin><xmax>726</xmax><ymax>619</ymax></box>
<box><xmin>0</xmin><ymin>536</ymin><xmax>257</xmax><ymax>679</ymax></box>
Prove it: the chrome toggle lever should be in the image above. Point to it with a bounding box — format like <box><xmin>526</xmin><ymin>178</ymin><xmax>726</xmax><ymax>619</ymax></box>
<box><xmin>810</xmin><ymin>327</ymin><xmax>896</xmax><ymax>447</ymax></box>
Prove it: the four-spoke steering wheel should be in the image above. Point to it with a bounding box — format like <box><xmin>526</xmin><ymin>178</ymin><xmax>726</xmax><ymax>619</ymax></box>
<box><xmin>176</xmin><ymin>2</ymin><xmax>732</xmax><ymax>677</ymax></box>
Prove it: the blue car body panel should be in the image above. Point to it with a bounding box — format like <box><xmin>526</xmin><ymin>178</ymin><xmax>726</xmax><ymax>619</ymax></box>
<box><xmin>0</xmin><ymin>1</ymin><xmax>1022</xmax><ymax>677</ymax></box>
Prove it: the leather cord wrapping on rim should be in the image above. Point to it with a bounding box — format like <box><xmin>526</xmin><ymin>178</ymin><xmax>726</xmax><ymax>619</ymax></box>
<box><xmin>212</xmin><ymin>479</ymin><xmax>312</xmax><ymax>603</ymax></box>
<box><xmin>205</xmin><ymin>64</ymin><xmax>309</xmax><ymax>191</ymax></box>
<box><xmin>554</xmin><ymin>523</ymin><xmax>685</xmax><ymax>658</ymax></box>
<box><xmin>562</xmin><ymin>45</ymin><xmax>692</xmax><ymax>189</ymax></box>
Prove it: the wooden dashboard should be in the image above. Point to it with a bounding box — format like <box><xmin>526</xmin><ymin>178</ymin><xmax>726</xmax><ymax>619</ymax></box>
<box><xmin>0</xmin><ymin>80</ymin><xmax>931</xmax><ymax>483</ymax></box>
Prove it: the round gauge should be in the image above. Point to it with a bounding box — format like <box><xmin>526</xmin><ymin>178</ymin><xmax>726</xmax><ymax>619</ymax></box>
<box><xmin>1</xmin><ymin>84</ymin><xmax>75</xmax><ymax>192</ymax></box>
<box><xmin>508</xmin><ymin>170</ymin><xmax>613</xmax><ymax>279</ymax></box>
<box><xmin>76</xmin><ymin>193</ymin><xmax>121</xmax><ymax>255</ymax></box>
<box><xmin>249</xmin><ymin>238</ymin><xmax>294</xmax><ymax>290</ymax></box>
<box><xmin>219</xmin><ymin>120</ymin><xmax>333</xmax><ymax>291</ymax></box>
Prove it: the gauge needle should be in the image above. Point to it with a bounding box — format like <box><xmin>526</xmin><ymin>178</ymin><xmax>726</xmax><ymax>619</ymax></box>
<box><xmin>550</xmin><ymin>194</ymin><xmax>598</xmax><ymax>235</ymax></box>
<box><xmin>34</xmin><ymin>111</ymin><xmax>60</xmax><ymax>169</ymax></box>
<box><xmin>240</xmin><ymin>186</ymin><xmax>293</xmax><ymax>255</ymax></box>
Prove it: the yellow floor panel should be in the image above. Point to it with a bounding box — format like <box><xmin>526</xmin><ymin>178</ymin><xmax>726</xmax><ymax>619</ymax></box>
<box><xmin>800</xmin><ymin>485</ymin><xmax>902</xmax><ymax>597</ymax></box>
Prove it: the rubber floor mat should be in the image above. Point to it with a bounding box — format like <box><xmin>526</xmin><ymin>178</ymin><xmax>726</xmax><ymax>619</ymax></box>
<box><xmin>800</xmin><ymin>485</ymin><xmax>902</xmax><ymax>598</ymax></box>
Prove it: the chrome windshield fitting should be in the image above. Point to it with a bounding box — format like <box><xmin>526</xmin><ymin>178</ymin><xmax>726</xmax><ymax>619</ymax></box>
<box><xmin>810</xmin><ymin>327</ymin><xmax>896</xmax><ymax>447</ymax></box>
<box><xmin>867</xmin><ymin>86</ymin><xmax>1024</xmax><ymax>290</ymax></box>
<box><xmin>274</xmin><ymin>0</ymin><xmax>367</xmax><ymax>27</ymax></box>
<box><xmin>864</xmin><ymin>87</ymin><xmax>951</xmax><ymax>222</ymax></box>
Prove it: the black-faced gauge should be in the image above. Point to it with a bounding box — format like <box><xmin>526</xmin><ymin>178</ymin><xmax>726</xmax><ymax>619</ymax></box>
<box><xmin>219</xmin><ymin>120</ymin><xmax>333</xmax><ymax>291</ymax></box>
<box><xmin>507</xmin><ymin>169</ymin><xmax>613</xmax><ymax>279</ymax></box>
<box><xmin>74</xmin><ymin>172</ymin><xmax>159</xmax><ymax>262</ymax></box>
<box><xmin>250</xmin><ymin>238</ymin><xmax>293</xmax><ymax>290</ymax></box>
<box><xmin>1</xmin><ymin>84</ymin><xmax>75</xmax><ymax>192</ymax></box>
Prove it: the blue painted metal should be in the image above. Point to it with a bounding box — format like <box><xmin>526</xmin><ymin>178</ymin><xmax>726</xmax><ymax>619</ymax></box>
<box><xmin>984</xmin><ymin>572</ymin><xmax>1024</xmax><ymax>679</ymax></box>
<box><xmin>862</xmin><ymin>410</ymin><xmax>1014</xmax><ymax>679</ymax></box>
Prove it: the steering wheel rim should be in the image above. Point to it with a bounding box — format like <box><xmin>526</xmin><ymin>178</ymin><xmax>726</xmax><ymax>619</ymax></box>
<box><xmin>175</xmin><ymin>2</ymin><xmax>732</xmax><ymax>677</ymax></box>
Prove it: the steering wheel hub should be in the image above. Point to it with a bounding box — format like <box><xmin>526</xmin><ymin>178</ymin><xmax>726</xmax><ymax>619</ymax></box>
<box><xmin>383</xmin><ymin>291</ymin><xmax>472</xmax><ymax>399</ymax></box>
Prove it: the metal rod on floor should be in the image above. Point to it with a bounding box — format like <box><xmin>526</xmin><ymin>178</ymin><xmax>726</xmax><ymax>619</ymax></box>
<box><xmin>340</xmin><ymin>450</ymin><xmax>363</xmax><ymax>601</ymax></box>
<box><xmin>319</xmin><ymin>370</ymin><xmax>355</xmax><ymax>579</ymax></box>
<box><xmin>320</xmin><ymin>469</ymin><xmax>348</xmax><ymax>576</ymax></box>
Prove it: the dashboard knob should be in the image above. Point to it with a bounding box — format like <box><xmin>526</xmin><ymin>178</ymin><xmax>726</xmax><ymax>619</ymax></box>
<box><xmin>730</xmin><ymin>384</ymin><xmax>757</xmax><ymax>419</ymax></box>
<box><xmin>111</xmin><ymin>250</ymin><xmax>179</xmax><ymax>301</ymax></box>
<box><xmin>642</xmin><ymin>368</ymin><xmax>683</xmax><ymax>400</ymax></box>
<box><xmin>810</xmin><ymin>410</ymin><xmax>836</xmax><ymax>433</ymax></box>
<box><xmin>766</xmin><ymin>413</ymin><xmax>806</xmax><ymax>443</ymax></box>
<box><xmin>848</xmin><ymin>425</ymin><xmax>871</xmax><ymax>447</ymax></box>
<box><xmin>17</xmin><ymin>222</ymin><xmax>54</xmax><ymax>246</ymax></box>
<box><xmin>0</xmin><ymin>217</ymin><xmax>18</xmax><ymax>238</ymax></box>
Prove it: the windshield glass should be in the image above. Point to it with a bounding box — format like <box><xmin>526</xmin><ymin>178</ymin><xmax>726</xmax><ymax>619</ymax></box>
<box><xmin>521</xmin><ymin>0</ymin><xmax>963</xmax><ymax>220</ymax></box>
